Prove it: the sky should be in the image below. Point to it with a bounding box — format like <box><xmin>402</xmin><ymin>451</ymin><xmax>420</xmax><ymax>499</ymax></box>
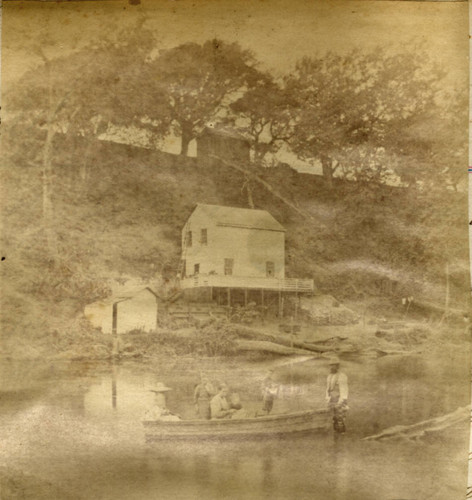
<box><xmin>1</xmin><ymin>0</ymin><xmax>468</xmax><ymax>172</ymax></box>
<box><xmin>3</xmin><ymin>0</ymin><xmax>468</xmax><ymax>88</ymax></box>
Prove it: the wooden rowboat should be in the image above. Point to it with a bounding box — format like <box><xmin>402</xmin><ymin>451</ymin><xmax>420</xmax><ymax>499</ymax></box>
<box><xmin>143</xmin><ymin>408</ymin><xmax>330</xmax><ymax>442</ymax></box>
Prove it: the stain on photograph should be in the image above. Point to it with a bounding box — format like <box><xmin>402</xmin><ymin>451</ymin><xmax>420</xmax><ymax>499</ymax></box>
<box><xmin>1</xmin><ymin>1</ymin><xmax>470</xmax><ymax>499</ymax></box>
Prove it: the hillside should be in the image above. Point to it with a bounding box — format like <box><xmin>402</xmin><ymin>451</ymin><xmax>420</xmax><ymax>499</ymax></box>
<box><xmin>1</xmin><ymin>135</ymin><xmax>469</xmax><ymax>353</ymax></box>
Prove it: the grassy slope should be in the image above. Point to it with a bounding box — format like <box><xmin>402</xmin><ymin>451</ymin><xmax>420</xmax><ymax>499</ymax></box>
<box><xmin>1</xmin><ymin>135</ymin><xmax>469</xmax><ymax>352</ymax></box>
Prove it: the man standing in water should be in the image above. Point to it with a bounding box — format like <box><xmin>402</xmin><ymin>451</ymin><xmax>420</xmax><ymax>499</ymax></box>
<box><xmin>261</xmin><ymin>370</ymin><xmax>279</xmax><ymax>415</ymax></box>
<box><xmin>326</xmin><ymin>356</ymin><xmax>349</xmax><ymax>433</ymax></box>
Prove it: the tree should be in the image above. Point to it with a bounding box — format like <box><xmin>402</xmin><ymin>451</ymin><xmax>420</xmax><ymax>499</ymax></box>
<box><xmin>4</xmin><ymin>25</ymin><xmax>160</xmax><ymax>259</ymax></box>
<box><xmin>219</xmin><ymin>76</ymin><xmax>296</xmax><ymax>206</ymax></box>
<box><xmin>229</xmin><ymin>76</ymin><xmax>296</xmax><ymax>165</ymax></box>
<box><xmin>148</xmin><ymin>40</ymin><xmax>259</xmax><ymax>155</ymax></box>
<box><xmin>287</xmin><ymin>49</ymin><xmax>445</xmax><ymax>188</ymax></box>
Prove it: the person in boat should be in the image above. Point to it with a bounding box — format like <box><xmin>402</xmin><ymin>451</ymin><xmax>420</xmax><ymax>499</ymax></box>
<box><xmin>193</xmin><ymin>375</ymin><xmax>216</xmax><ymax>420</ymax></box>
<box><xmin>261</xmin><ymin>370</ymin><xmax>279</xmax><ymax>415</ymax></box>
<box><xmin>210</xmin><ymin>383</ymin><xmax>245</xmax><ymax>419</ymax></box>
<box><xmin>144</xmin><ymin>382</ymin><xmax>181</xmax><ymax>422</ymax></box>
<box><xmin>326</xmin><ymin>356</ymin><xmax>349</xmax><ymax>433</ymax></box>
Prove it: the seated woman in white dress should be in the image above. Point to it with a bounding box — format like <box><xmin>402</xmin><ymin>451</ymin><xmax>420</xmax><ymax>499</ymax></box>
<box><xmin>144</xmin><ymin>382</ymin><xmax>181</xmax><ymax>422</ymax></box>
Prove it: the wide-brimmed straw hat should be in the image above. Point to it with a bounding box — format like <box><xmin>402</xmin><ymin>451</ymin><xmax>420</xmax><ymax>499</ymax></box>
<box><xmin>328</xmin><ymin>355</ymin><xmax>341</xmax><ymax>365</ymax></box>
<box><xmin>150</xmin><ymin>382</ymin><xmax>172</xmax><ymax>393</ymax></box>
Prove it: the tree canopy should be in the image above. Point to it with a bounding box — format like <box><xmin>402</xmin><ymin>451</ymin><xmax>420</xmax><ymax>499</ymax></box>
<box><xmin>286</xmin><ymin>49</ymin><xmax>449</xmax><ymax>188</ymax></box>
<box><xmin>147</xmin><ymin>39</ymin><xmax>259</xmax><ymax>155</ymax></box>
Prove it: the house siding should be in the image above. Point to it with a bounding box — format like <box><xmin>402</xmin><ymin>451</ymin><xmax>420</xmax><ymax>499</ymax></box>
<box><xmin>181</xmin><ymin>206</ymin><xmax>285</xmax><ymax>279</ymax></box>
<box><xmin>84</xmin><ymin>289</ymin><xmax>158</xmax><ymax>334</ymax></box>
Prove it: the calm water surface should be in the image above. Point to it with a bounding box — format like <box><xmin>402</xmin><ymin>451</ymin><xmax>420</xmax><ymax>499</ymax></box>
<box><xmin>0</xmin><ymin>350</ymin><xmax>469</xmax><ymax>499</ymax></box>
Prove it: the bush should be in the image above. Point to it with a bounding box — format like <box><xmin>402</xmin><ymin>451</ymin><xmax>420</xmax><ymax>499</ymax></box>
<box><xmin>230</xmin><ymin>303</ymin><xmax>265</xmax><ymax>325</ymax></box>
<box><xmin>144</xmin><ymin>319</ymin><xmax>238</xmax><ymax>357</ymax></box>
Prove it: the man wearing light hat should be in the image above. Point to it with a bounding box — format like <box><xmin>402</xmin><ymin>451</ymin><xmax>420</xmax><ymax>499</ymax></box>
<box><xmin>144</xmin><ymin>382</ymin><xmax>181</xmax><ymax>421</ymax></box>
<box><xmin>326</xmin><ymin>355</ymin><xmax>349</xmax><ymax>433</ymax></box>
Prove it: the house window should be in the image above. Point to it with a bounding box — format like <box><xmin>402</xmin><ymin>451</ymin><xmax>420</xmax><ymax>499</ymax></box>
<box><xmin>201</xmin><ymin>228</ymin><xmax>208</xmax><ymax>245</ymax></box>
<box><xmin>224</xmin><ymin>258</ymin><xmax>234</xmax><ymax>276</ymax></box>
<box><xmin>194</xmin><ymin>264</ymin><xmax>200</xmax><ymax>275</ymax></box>
<box><xmin>266</xmin><ymin>261</ymin><xmax>275</xmax><ymax>277</ymax></box>
<box><xmin>181</xmin><ymin>259</ymin><xmax>186</xmax><ymax>278</ymax></box>
<box><xmin>186</xmin><ymin>231</ymin><xmax>192</xmax><ymax>247</ymax></box>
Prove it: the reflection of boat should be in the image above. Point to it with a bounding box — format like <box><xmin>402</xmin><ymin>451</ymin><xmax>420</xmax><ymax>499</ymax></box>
<box><xmin>143</xmin><ymin>408</ymin><xmax>330</xmax><ymax>442</ymax></box>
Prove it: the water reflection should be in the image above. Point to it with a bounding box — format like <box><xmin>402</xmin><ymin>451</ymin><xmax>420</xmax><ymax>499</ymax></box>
<box><xmin>79</xmin><ymin>352</ymin><xmax>470</xmax><ymax>440</ymax></box>
<box><xmin>0</xmin><ymin>352</ymin><xmax>469</xmax><ymax>500</ymax></box>
<box><xmin>112</xmin><ymin>362</ymin><xmax>118</xmax><ymax>410</ymax></box>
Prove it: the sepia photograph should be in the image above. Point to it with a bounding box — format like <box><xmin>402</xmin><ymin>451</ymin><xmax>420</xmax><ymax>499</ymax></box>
<box><xmin>0</xmin><ymin>0</ymin><xmax>470</xmax><ymax>498</ymax></box>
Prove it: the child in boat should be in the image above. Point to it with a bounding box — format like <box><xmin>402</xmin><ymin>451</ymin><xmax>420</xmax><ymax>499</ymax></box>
<box><xmin>144</xmin><ymin>382</ymin><xmax>181</xmax><ymax>422</ymax></box>
<box><xmin>193</xmin><ymin>375</ymin><xmax>216</xmax><ymax>420</ymax></box>
<box><xmin>261</xmin><ymin>370</ymin><xmax>279</xmax><ymax>414</ymax></box>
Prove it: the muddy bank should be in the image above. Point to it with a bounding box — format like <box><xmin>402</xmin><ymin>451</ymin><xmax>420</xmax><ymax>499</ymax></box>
<box><xmin>2</xmin><ymin>312</ymin><xmax>469</xmax><ymax>367</ymax></box>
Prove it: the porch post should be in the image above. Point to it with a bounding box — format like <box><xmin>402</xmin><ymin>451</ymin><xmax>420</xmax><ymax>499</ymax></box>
<box><xmin>278</xmin><ymin>290</ymin><xmax>284</xmax><ymax>318</ymax></box>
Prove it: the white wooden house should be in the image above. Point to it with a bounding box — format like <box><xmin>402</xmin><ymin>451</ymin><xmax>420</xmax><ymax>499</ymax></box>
<box><xmin>84</xmin><ymin>287</ymin><xmax>158</xmax><ymax>334</ymax></box>
<box><xmin>179</xmin><ymin>204</ymin><xmax>313</xmax><ymax>308</ymax></box>
<box><xmin>181</xmin><ymin>204</ymin><xmax>286</xmax><ymax>279</ymax></box>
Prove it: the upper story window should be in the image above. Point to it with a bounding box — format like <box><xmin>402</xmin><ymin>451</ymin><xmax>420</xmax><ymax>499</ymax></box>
<box><xmin>224</xmin><ymin>258</ymin><xmax>234</xmax><ymax>276</ymax></box>
<box><xmin>194</xmin><ymin>263</ymin><xmax>200</xmax><ymax>275</ymax></box>
<box><xmin>201</xmin><ymin>228</ymin><xmax>208</xmax><ymax>245</ymax></box>
<box><xmin>266</xmin><ymin>261</ymin><xmax>275</xmax><ymax>277</ymax></box>
<box><xmin>186</xmin><ymin>231</ymin><xmax>192</xmax><ymax>247</ymax></box>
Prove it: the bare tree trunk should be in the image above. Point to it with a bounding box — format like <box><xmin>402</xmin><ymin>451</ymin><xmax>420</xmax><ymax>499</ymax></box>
<box><xmin>321</xmin><ymin>155</ymin><xmax>334</xmax><ymax>188</ymax></box>
<box><xmin>245</xmin><ymin>177</ymin><xmax>255</xmax><ymax>209</ymax></box>
<box><xmin>42</xmin><ymin>123</ymin><xmax>58</xmax><ymax>259</ymax></box>
<box><xmin>439</xmin><ymin>261</ymin><xmax>450</xmax><ymax>325</ymax></box>
<box><xmin>41</xmin><ymin>52</ymin><xmax>59</xmax><ymax>261</ymax></box>
<box><xmin>79</xmin><ymin>140</ymin><xmax>93</xmax><ymax>187</ymax></box>
<box><xmin>211</xmin><ymin>154</ymin><xmax>321</xmax><ymax>224</ymax></box>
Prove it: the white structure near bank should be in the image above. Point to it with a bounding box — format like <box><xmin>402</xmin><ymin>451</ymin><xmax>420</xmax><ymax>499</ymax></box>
<box><xmin>180</xmin><ymin>203</ymin><xmax>313</xmax><ymax>296</ymax></box>
<box><xmin>181</xmin><ymin>203</ymin><xmax>286</xmax><ymax>279</ymax></box>
<box><xmin>84</xmin><ymin>287</ymin><xmax>158</xmax><ymax>334</ymax></box>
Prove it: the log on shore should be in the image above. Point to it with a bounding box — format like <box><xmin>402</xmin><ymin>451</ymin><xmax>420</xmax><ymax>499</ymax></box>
<box><xmin>236</xmin><ymin>329</ymin><xmax>355</xmax><ymax>354</ymax></box>
<box><xmin>306</xmin><ymin>336</ymin><xmax>349</xmax><ymax>345</ymax></box>
<box><xmin>362</xmin><ymin>405</ymin><xmax>470</xmax><ymax>441</ymax></box>
<box><xmin>374</xmin><ymin>348</ymin><xmax>417</xmax><ymax>357</ymax></box>
<box><xmin>235</xmin><ymin>340</ymin><xmax>314</xmax><ymax>356</ymax></box>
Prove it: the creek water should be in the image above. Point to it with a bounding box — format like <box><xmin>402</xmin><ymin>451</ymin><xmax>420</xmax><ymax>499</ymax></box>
<box><xmin>0</xmin><ymin>348</ymin><xmax>469</xmax><ymax>499</ymax></box>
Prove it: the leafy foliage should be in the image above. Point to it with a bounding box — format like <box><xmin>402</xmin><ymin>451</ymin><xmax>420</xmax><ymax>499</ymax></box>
<box><xmin>147</xmin><ymin>40</ymin><xmax>259</xmax><ymax>155</ymax></box>
<box><xmin>2</xmin><ymin>33</ymin><xmax>468</xmax><ymax>356</ymax></box>
<box><xmin>286</xmin><ymin>49</ymin><xmax>451</xmax><ymax>188</ymax></box>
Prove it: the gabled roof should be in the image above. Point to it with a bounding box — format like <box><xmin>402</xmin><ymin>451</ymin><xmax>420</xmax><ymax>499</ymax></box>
<box><xmin>190</xmin><ymin>203</ymin><xmax>285</xmax><ymax>232</ymax></box>
<box><xmin>86</xmin><ymin>287</ymin><xmax>158</xmax><ymax>307</ymax></box>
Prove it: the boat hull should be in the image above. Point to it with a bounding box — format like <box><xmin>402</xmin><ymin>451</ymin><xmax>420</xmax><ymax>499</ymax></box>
<box><xmin>143</xmin><ymin>409</ymin><xmax>330</xmax><ymax>442</ymax></box>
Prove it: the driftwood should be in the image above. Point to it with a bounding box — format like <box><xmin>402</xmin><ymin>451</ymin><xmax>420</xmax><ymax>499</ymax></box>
<box><xmin>236</xmin><ymin>328</ymin><xmax>356</xmax><ymax>354</ymax></box>
<box><xmin>363</xmin><ymin>405</ymin><xmax>470</xmax><ymax>441</ymax></box>
<box><xmin>374</xmin><ymin>348</ymin><xmax>417</xmax><ymax>357</ymax></box>
<box><xmin>235</xmin><ymin>340</ymin><xmax>312</xmax><ymax>356</ymax></box>
<box><xmin>307</xmin><ymin>335</ymin><xmax>349</xmax><ymax>345</ymax></box>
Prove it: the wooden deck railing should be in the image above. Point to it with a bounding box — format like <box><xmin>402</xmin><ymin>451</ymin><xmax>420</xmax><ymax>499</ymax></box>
<box><xmin>179</xmin><ymin>274</ymin><xmax>314</xmax><ymax>293</ymax></box>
